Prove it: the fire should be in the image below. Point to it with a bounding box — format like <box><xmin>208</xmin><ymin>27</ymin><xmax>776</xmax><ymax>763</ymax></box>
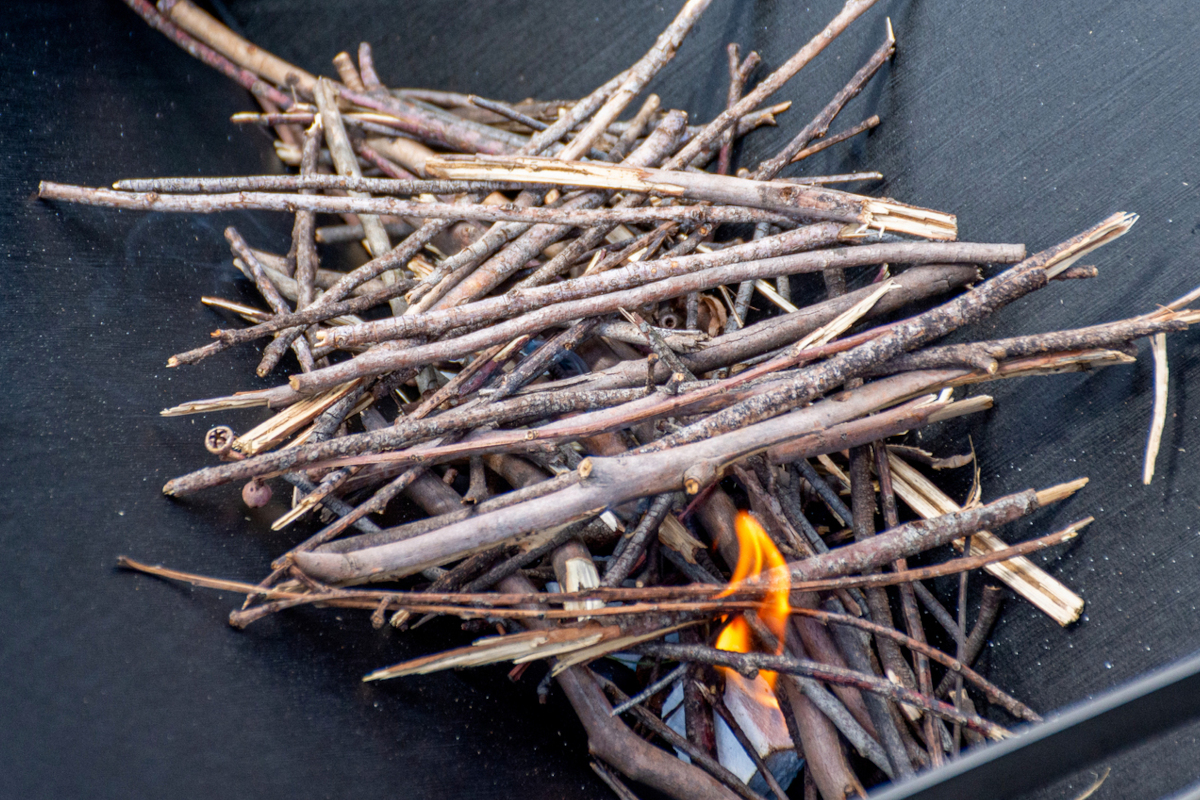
<box><xmin>714</xmin><ymin>510</ymin><xmax>792</xmax><ymax>688</ymax></box>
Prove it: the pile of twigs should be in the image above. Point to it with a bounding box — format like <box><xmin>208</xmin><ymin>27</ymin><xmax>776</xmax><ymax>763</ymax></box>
<box><xmin>40</xmin><ymin>1</ymin><xmax>1200</xmax><ymax>798</ymax></box>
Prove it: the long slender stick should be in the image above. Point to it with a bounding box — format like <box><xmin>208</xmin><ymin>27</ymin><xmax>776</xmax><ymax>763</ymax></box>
<box><xmin>38</xmin><ymin>182</ymin><xmax>807</xmax><ymax>228</ymax></box>
<box><xmin>563</xmin><ymin>0</ymin><xmax>713</xmax><ymax>160</ymax></box>
<box><xmin>120</xmin><ymin>0</ymin><xmax>294</xmax><ymax>107</ymax></box>
<box><xmin>223</xmin><ymin>228</ymin><xmax>316</xmax><ymax>374</ymax></box>
<box><xmin>157</xmin><ymin>0</ymin><xmax>318</xmax><ymax>95</ymax></box>
<box><xmin>667</xmin><ymin>0</ymin><xmax>882</xmax><ymax>168</ymax></box>
<box><xmin>753</xmin><ymin>21</ymin><xmax>895</xmax><ymax>180</ymax></box>
<box><xmin>634</xmin><ymin>644</ymin><xmax>1009</xmax><ymax>741</ymax></box>
<box><xmin>118</xmin><ymin>523</ymin><xmax>1084</xmax><ymax>617</ymax></box>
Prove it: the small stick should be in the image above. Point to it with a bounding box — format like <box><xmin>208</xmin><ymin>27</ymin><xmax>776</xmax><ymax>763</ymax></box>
<box><xmin>561</xmin><ymin>0</ymin><xmax>714</xmax><ymax>161</ymax></box>
<box><xmin>332</xmin><ymin>51</ymin><xmax>365</xmax><ymax>92</ymax></box>
<box><xmin>468</xmin><ymin>94</ymin><xmax>549</xmax><ymax>132</ymax></box>
<box><xmin>612</xmin><ymin>94</ymin><xmax>662</xmax><ymax>160</ymax></box>
<box><xmin>935</xmin><ymin>585</ymin><xmax>1006</xmax><ymax>699</ymax></box>
<box><xmin>867</xmin><ymin>315</ymin><xmax>1186</xmax><ymax>378</ymax></box>
<box><xmin>223</xmin><ymin>227</ymin><xmax>316</xmax><ymax>374</ymax></box>
<box><xmin>356</xmin><ymin>42</ymin><xmax>382</xmax><ymax>91</ymax></box>
<box><xmin>913</xmin><ymin>581</ymin><xmax>961</xmax><ymax>640</ymax></box>
<box><xmin>463</xmin><ymin>456</ymin><xmax>488</xmax><ymax>504</ymax></box>
<box><xmin>115</xmin><ymin>552</ymin><xmax>998</xmax><ymax>624</ymax></box>
<box><xmin>667</xmin><ymin>0</ymin><xmax>883</xmax><ymax>168</ymax></box>
<box><xmin>119</xmin><ymin>0</ymin><xmax>293</xmax><ymax>107</ymax></box>
<box><xmin>314</xmin><ymin>79</ymin><xmax>396</xmax><ymax>294</ymax></box>
<box><xmin>315</xmin><ymin>221</ymin><xmax>414</xmax><ymax>243</ymax></box>
<box><xmin>637</xmin><ymin>644</ymin><xmax>1008</xmax><ymax>740</ymax></box>
<box><xmin>333</xmin><ymin>87</ymin><xmax>532</xmax><ymax>156</ymax></box>
<box><xmin>619</xmin><ymin>309</ymin><xmax>697</xmax><ymax>382</ymax></box>
<box><xmin>113</xmin><ymin>174</ymin><xmax>528</xmax><ymax>195</ymax></box>
<box><xmin>787</xmin><ymin>115</ymin><xmax>880</xmax><ymax>163</ymax></box>
<box><xmin>170</xmin><ymin>278</ymin><xmax>414</xmax><ymax>367</ymax></box>
<box><xmin>273</xmin><ymin>465</ymin><xmax>429</xmax><ymax>563</ymax></box>
<box><xmin>754</xmin><ymin>20</ymin><xmax>895</xmax><ymax>179</ymax></box>
<box><xmin>603</xmin><ymin>494</ymin><xmax>676</xmax><ymax>586</ymax></box>
<box><xmin>467</xmin><ymin>95</ymin><xmax>610</xmax><ymax>161</ymax></box>
<box><xmin>784</xmin><ymin>171</ymin><xmax>884</xmax><ymax>185</ymax></box>
<box><xmin>271</xmin><ymin>466</ymin><xmax>356</xmax><ymax>531</ymax></box>
<box><xmin>465</xmin><ymin>521</ymin><xmax>602</xmax><ymax>593</ymax></box>
<box><xmin>847</xmin><ymin>443</ymin><xmax>919</xmax><ymax>777</ymax></box>
<box><xmin>876</xmin><ymin>442</ymin><xmax>944</xmax><ymax>765</ymax></box>
<box><xmin>424</xmin><ymin>155</ymin><xmax>955</xmax><ymax>239</ymax></box>
<box><xmin>117</xmin><ymin>525</ymin><xmax>1084</xmax><ymax>616</ymax></box>
<box><xmin>680</xmin><ymin>629</ymin><xmax>718</xmax><ymax>758</ymax></box>
<box><xmin>717</xmin><ymin>45</ymin><xmax>760</xmax><ymax>176</ymax></box>
<box><xmin>293</xmin><ymin>118</ymin><xmax>322</xmax><ymax>315</ymax></box>
<box><xmin>1144</xmin><ymin>332</ymin><xmax>1169</xmax><ymax>484</ymax></box>
<box><xmin>590</xmin><ymin>761</ymin><xmax>644</xmax><ymax>800</ymax></box>
<box><xmin>351</xmin><ymin>140</ymin><xmax>417</xmax><ymax>179</ymax></box>
<box><xmin>208</xmin><ymin>278</ymin><xmax>416</xmax><ymax>345</ymax></box>
<box><xmin>953</xmin><ymin>531</ymin><xmax>972</xmax><ymax>753</ymax></box>
<box><xmin>282</xmin><ymin>473</ymin><xmax>383</xmax><ymax>538</ymax></box>
<box><xmin>777</xmin><ymin>673</ymin><xmax>866</xmax><ymax>800</ymax></box>
<box><xmin>608</xmin><ymin>662</ymin><xmax>688</xmax><ymax>716</ymax></box>
<box><xmin>157</xmin><ymin>0</ymin><xmax>318</xmax><ymax>96</ymax></box>
<box><xmin>794</xmin><ymin>458</ymin><xmax>849</xmax><ymax>526</ymax></box>
<box><xmin>489</xmin><ymin>319</ymin><xmax>602</xmax><ymax>402</ymax></box>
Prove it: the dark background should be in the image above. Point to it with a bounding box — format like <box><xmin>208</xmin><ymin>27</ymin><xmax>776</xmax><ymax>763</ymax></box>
<box><xmin>3</xmin><ymin>1</ymin><xmax>1200</xmax><ymax>798</ymax></box>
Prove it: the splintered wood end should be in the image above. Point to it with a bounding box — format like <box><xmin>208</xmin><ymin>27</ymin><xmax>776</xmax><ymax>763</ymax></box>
<box><xmin>1036</xmin><ymin>477</ymin><xmax>1089</xmax><ymax>506</ymax></box>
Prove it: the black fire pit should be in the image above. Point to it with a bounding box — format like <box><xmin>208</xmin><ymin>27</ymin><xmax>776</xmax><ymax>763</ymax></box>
<box><xmin>4</xmin><ymin>2</ymin><xmax>1200</xmax><ymax>798</ymax></box>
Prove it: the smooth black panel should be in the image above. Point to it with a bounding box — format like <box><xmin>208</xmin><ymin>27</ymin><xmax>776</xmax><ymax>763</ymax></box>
<box><xmin>4</xmin><ymin>1</ymin><xmax>1199</xmax><ymax>798</ymax></box>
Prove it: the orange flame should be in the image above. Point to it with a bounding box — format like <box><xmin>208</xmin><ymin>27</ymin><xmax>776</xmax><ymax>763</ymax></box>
<box><xmin>714</xmin><ymin>510</ymin><xmax>792</xmax><ymax>688</ymax></box>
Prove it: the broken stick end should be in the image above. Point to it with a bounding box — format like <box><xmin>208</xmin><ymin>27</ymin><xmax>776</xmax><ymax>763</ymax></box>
<box><xmin>1036</xmin><ymin>477</ymin><xmax>1089</xmax><ymax>506</ymax></box>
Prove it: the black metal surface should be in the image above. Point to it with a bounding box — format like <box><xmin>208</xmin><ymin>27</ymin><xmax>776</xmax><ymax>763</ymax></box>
<box><xmin>4</xmin><ymin>1</ymin><xmax>1200</xmax><ymax>798</ymax></box>
<box><xmin>870</xmin><ymin>649</ymin><xmax>1200</xmax><ymax>800</ymax></box>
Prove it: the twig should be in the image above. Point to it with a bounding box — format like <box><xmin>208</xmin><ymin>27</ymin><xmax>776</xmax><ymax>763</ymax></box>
<box><xmin>1144</xmin><ymin>332</ymin><xmax>1169</xmax><ymax>484</ymax></box>
<box><xmin>157</xmin><ymin>0</ymin><xmax>317</xmax><ymax>95</ymax></box>
<box><xmin>608</xmin><ymin>663</ymin><xmax>688</xmax><ymax>717</ymax></box>
<box><xmin>603</xmin><ymin>494</ymin><xmax>676</xmax><ymax>586</ymax></box>
<box><xmin>753</xmin><ymin>20</ymin><xmax>895</xmax><ymax>179</ymax></box>
<box><xmin>119</xmin><ymin>0</ymin><xmax>294</xmax><ymax>107</ymax></box>
<box><xmin>591</xmin><ymin>761</ymin><xmax>645</xmax><ymax>800</ymax></box>
<box><xmin>788</xmin><ymin>115</ymin><xmax>880</xmax><ymax>163</ymax></box>
<box><xmin>561</xmin><ymin>0</ymin><xmax>714</xmax><ymax>161</ymax></box>
<box><xmin>668</xmin><ymin>0</ymin><xmax>884</xmax><ymax>167</ymax></box>
<box><xmin>935</xmin><ymin>585</ymin><xmax>1006</xmax><ymax>699</ymax></box>
<box><xmin>635</xmin><ymin>644</ymin><xmax>1009</xmax><ymax>740</ymax></box>
<box><xmin>598</xmin><ymin>675</ymin><xmax>770</xmax><ymax>800</ymax></box>
<box><xmin>222</xmin><ymin>227</ymin><xmax>316</xmax><ymax>374</ymax></box>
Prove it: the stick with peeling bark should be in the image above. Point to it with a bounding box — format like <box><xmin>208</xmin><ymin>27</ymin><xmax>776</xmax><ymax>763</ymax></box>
<box><xmin>425</xmin><ymin>155</ymin><xmax>957</xmax><ymax>239</ymax></box>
